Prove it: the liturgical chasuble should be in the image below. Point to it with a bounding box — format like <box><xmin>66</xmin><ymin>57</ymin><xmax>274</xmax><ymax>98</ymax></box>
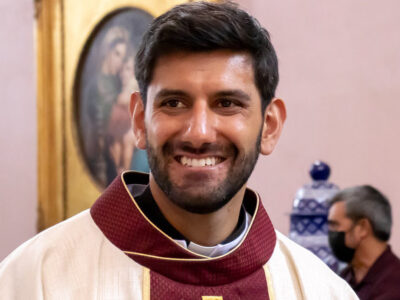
<box><xmin>0</xmin><ymin>172</ymin><xmax>358</xmax><ymax>299</ymax></box>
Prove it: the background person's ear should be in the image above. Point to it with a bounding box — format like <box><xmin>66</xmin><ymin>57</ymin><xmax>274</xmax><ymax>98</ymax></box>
<box><xmin>130</xmin><ymin>92</ymin><xmax>147</xmax><ymax>149</ymax></box>
<box><xmin>260</xmin><ymin>98</ymin><xmax>286</xmax><ymax>155</ymax></box>
<box><xmin>357</xmin><ymin>218</ymin><xmax>372</xmax><ymax>240</ymax></box>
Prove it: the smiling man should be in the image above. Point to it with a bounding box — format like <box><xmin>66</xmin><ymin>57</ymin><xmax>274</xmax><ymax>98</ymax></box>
<box><xmin>0</xmin><ymin>1</ymin><xmax>358</xmax><ymax>299</ymax></box>
<box><xmin>133</xmin><ymin>50</ymin><xmax>274</xmax><ymax>248</ymax></box>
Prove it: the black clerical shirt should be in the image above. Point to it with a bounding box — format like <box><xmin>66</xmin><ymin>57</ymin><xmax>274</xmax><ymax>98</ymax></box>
<box><xmin>127</xmin><ymin>184</ymin><xmax>247</xmax><ymax>246</ymax></box>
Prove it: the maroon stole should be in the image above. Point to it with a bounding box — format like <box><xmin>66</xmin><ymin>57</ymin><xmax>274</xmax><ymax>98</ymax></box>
<box><xmin>91</xmin><ymin>172</ymin><xmax>276</xmax><ymax>299</ymax></box>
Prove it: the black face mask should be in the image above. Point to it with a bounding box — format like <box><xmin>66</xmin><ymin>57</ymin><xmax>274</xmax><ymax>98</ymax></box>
<box><xmin>328</xmin><ymin>230</ymin><xmax>356</xmax><ymax>263</ymax></box>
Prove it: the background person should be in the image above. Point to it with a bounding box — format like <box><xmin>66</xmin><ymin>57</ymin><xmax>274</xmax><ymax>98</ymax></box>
<box><xmin>328</xmin><ymin>185</ymin><xmax>400</xmax><ymax>300</ymax></box>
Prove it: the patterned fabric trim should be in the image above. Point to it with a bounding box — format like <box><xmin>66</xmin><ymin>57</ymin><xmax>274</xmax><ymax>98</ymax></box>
<box><xmin>90</xmin><ymin>171</ymin><xmax>276</xmax><ymax>285</ymax></box>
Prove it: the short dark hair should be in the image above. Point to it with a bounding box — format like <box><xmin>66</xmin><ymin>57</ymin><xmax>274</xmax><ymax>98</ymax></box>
<box><xmin>135</xmin><ymin>1</ymin><xmax>279</xmax><ymax>112</ymax></box>
<box><xmin>330</xmin><ymin>185</ymin><xmax>392</xmax><ymax>241</ymax></box>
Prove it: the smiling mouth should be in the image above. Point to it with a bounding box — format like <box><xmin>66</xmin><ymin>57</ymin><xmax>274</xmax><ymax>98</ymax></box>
<box><xmin>175</xmin><ymin>156</ymin><xmax>225</xmax><ymax>167</ymax></box>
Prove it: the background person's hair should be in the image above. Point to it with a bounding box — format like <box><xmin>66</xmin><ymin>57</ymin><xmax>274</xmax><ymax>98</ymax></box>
<box><xmin>134</xmin><ymin>1</ymin><xmax>279</xmax><ymax>112</ymax></box>
<box><xmin>330</xmin><ymin>185</ymin><xmax>392</xmax><ymax>241</ymax></box>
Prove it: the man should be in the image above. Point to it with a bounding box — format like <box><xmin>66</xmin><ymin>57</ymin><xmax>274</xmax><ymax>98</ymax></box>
<box><xmin>328</xmin><ymin>185</ymin><xmax>400</xmax><ymax>300</ymax></box>
<box><xmin>0</xmin><ymin>2</ymin><xmax>357</xmax><ymax>299</ymax></box>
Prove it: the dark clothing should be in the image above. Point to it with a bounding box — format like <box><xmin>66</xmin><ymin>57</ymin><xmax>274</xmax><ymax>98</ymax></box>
<box><xmin>341</xmin><ymin>246</ymin><xmax>400</xmax><ymax>300</ymax></box>
<box><xmin>127</xmin><ymin>184</ymin><xmax>247</xmax><ymax>244</ymax></box>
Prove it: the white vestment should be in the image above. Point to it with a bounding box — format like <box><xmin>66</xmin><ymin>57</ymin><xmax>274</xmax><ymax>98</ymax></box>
<box><xmin>0</xmin><ymin>173</ymin><xmax>358</xmax><ymax>299</ymax></box>
<box><xmin>0</xmin><ymin>211</ymin><xmax>358</xmax><ymax>299</ymax></box>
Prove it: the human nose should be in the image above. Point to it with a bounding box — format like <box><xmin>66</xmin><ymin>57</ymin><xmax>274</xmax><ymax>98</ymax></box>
<box><xmin>181</xmin><ymin>101</ymin><xmax>217</xmax><ymax>148</ymax></box>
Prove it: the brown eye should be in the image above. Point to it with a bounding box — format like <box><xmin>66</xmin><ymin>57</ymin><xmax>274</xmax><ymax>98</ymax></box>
<box><xmin>163</xmin><ymin>99</ymin><xmax>185</xmax><ymax>108</ymax></box>
<box><xmin>219</xmin><ymin>99</ymin><xmax>233</xmax><ymax>107</ymax></box>
<box><xmin>166</xmin><ymin>100</ymin><xmax>180</xmax><ymax>107</ymax></box>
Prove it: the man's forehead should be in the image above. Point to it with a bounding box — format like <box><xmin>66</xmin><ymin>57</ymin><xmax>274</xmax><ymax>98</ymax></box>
<box><xmin>152</xmin><ymin>50</ymin><xmax>253</xmax><ymax>74</ymax></box>
<box><xmin>329</xmin><ymin>201</ymin><xmax>348</xmax><ymax>218</ymax></box>
<box><xmin>147</xmin><ymin>50</ymin><xmax>256</xmax><ymax>94</ymax></box>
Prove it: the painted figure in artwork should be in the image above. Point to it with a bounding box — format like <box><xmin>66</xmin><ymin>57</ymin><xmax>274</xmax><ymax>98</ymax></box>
<box><xmin>79</xmin><ymin>12</ymin><xmax>152</xmax><ymax>187</ymax></box>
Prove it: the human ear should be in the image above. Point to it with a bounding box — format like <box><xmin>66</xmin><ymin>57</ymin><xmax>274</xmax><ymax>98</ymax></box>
<box><xmin>260</xmin><ymin>98</ymin><xmax>287</xmax><ymax>155</ymax></box>
<box><xmin>357</xmin><ymin>218</ymin><xmax>371</xmax><ymax>239</ymax></box>
<box><xmin>130</xmin><ymin>92</ymin><xmax>147</xmax><ymax>149</ymax></box>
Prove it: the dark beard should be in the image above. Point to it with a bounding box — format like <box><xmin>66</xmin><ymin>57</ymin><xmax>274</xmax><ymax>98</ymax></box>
<box><xmin>146</xmin><ymin>130</ymin><xmax>261</xmax><ymax>214</ymax></box>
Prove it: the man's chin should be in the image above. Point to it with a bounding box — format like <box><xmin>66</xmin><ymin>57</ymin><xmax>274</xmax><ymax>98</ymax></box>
<box><xmin>172</xmin><ymin>179</ymin><xmax>219</xmax><ymax>191</ymax></box>
<box><xmin>164</xmin><ymin>183</ymin><xmax>233</xmax><ymax>214</ymax></box>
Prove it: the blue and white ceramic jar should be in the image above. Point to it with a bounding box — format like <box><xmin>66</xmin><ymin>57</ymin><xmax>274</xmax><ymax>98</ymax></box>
<box><xmin>289</xmin><ymin>161</ymin><xmax>342</xmax><ymax>272</ymax></box>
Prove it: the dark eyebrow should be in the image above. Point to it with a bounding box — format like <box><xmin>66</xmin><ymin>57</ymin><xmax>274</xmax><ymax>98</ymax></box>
<box><xmin>214</xmin><ymin>90</ymin><xmax>251</xmax><ymax>102</ymax></box>
<box><xmin>154</xmin><ymin>89</ymin><xmax>251</xmax><ymax>102</ymax></box>
<box><xmin>154</xmin><ymin>89</ymin><xmax>190</xmax><ymax>101</ymax></box>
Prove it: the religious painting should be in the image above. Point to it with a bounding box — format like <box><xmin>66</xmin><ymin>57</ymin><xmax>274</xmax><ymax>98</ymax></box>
<box><xmin>75</xmin><ymin>9</ymin><xmax>152</xmax><ymax>188</ymax></box>
<box><xmin>36</xmin><ymin>0</ymin><xmax>199</xmax><ymax>230</ymax></box>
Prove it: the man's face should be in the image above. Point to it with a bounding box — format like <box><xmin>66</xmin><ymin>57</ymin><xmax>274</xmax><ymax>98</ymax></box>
<box><xmin>143</xmin><ymin>50</ymin><xmax>264</xmax><ymax>214</ymax></box>
<box><xmin>328</xmin><ymin>201</ymin><xmax>358</xmax><ymax>247</ymax></box>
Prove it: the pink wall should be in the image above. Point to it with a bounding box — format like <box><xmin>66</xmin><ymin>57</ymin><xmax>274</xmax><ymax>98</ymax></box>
<box><xmin>241</xmin><ymin>0</ymin><xmax>400</xmax><ymax>254</ymax></box>
<box><xmin>0</xmin><ymin>0</ymin><xmax>36</xmax><ymax>260</ymax></box>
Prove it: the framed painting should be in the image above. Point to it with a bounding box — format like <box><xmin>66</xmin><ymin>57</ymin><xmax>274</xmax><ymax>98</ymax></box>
<box><xmin>35</xmin><ymin>0</ymin><xmax>205</xmax><ymax>230</ymax></box>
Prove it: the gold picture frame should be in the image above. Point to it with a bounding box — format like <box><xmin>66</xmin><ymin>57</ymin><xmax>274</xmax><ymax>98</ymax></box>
<box><xmin>35</xmin><ymin>0</ymin><xmax>203</xmax><ymax>230</ymax></box>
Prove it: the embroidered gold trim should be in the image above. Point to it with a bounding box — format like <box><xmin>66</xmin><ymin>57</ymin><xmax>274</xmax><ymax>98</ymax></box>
<box><xmin>142</xmin><ymin>267</ymin><xmax>150</xmax><ymax>300</ymax></box>
<box><xmin>120</xmin><ymin>171</ymin><xmax>260</xmax><ymax>261</ymax></box>
<box><xmin>263</xmin><ymin>265</ymin><xmax>276</xmax><ymax>300</ymax></box>
<box><xmin>277</xmin><ymin>238</ymin><xmax>305</xmax><ymax>298</ymax></box>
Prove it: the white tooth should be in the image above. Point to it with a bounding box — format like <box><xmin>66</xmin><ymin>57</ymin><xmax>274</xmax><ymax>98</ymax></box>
<box><xmin>199</xmin><ymin>159</ymin><xmax>206</xmax><ymax>167</ymax></box>
<box><xmin>187</xmin><ymin>158</ymin><xmax>192</xmax><ymax>167</ymax></box>
<box><xmin>181</xmin><ymin>157</ymin><xmax>222</xmax><ymax>167</ymax></box>
<box><xmin>211</xmin><ymin>157</ymin><xmax>216</xmax><ymax>166</ymax></box>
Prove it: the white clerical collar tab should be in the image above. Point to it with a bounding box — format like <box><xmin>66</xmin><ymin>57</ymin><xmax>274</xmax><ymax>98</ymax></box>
<box><xmin>174</xmin><ymin>210</ymin><xmax>251</xmax><ymax>257</ymax></box>
<box><xmin>174</xmin><ymin>239</ymin><xmax>187</xmax><ymax>248</ymax></box>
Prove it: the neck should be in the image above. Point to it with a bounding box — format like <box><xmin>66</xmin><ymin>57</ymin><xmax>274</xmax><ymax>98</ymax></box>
<box><xmin>351</xmin><ymin>238</ymin><xmax>387</xmax><ymax>283</ymax></box>
<box><xmin>149</xmin><ymin>174</ymin><xmax>245</xmax><ymax>246</ymax></box>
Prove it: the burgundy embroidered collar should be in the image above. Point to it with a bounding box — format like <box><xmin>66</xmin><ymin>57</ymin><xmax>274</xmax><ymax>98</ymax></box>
<box><xmin>90</xmin><ymin>172</ymin><xmax>276</xmax><ymax>285</ymax></box>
